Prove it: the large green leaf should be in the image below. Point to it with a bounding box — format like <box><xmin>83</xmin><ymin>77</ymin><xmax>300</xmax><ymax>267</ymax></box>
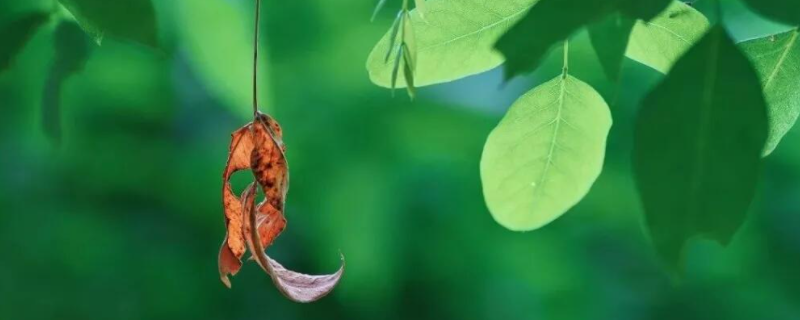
<box><xmin>626</xmin><ymin>1</ymin><xmax>709</xmax><ymax>73</ymax></box>
<box><xmin>496</xmin><ymin>0</ymin><xmax>617</xmax><ymax>80</ymax></box>
<box><xmin>740</xmin><ymin>29</ymin><xmax>800</xmax><ymax>156</ymax></box>
<box><xmin>633</xmin><ymin>26</ymin><xmax>768</xmax><ymax>269</ymax></box>
<box><xmin>0</xmin><ymin>12</ymin><xmax>49</xmax><ymax>72</ymax></box>
<box><xmin>481</xmin><ymin>75</ymin><xmax>612</xmax><ymax>231</ymax></box>
<box><xmin>742</xmin><ymin>0</ymin><xmax>800</xmax><ymax>26</ymax></box>
<box><xmin>57</xmin><ymin>0</ymin><xmax>158</xmax><ymax>47</ymax></box>
<box><xmin>588</xmin><ymin>12</ymin><xmax>635</xmax><ymax>80</ymax></box>
<box><xmin>367</xmin><ymin>0</ymin><xmax>539</xmax><ymax>88</ymax></box>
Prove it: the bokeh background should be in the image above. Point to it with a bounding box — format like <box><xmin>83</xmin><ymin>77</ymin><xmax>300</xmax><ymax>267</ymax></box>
<box><xmin>1</xmin><ymin>0</ymin><xmax>799</xmax><ymax>319</ymax></box>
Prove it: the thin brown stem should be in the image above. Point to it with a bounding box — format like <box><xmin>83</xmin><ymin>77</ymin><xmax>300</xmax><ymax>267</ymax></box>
<box><xmin>252</xmin><ymin>0</ymin><xmax>261</xmax><ymax>119</ymax></box>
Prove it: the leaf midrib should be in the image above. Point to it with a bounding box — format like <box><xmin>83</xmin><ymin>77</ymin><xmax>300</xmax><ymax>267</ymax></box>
<box><xmin>534</xmin><ymin>77</ymin><xmax>566</xmax><ymax>198</ymax></box>
<box><xmin>645</xmin><ymin>21</ymin><xmax>691</xmax><ymax>45</ymax></box>
<box><xmin>764</xmin><ymin>29</ymin><xmax>799</xmax><ymax>89</ymax></box>
<box><xmin>419</xmin><ymin>6</ymin><xmax>531</xmax><ymax>51</ymax></box>
<box><xmin>690</xmin><ymin>31</ymin><xmax>721</xmax><ymax>222</ymax></box>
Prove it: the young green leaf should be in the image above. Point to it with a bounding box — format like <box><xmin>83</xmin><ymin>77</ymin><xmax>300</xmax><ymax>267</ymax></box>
<box><xmin>740</xmin><ymin>29</ymin><xmax>800</xmax><ymax>156</ymax></box>
<box><xmin>496</xmin><ymin>0</ymin><xmax>617</xmax><ymax>80</ymax></box>
<box><xmin>481</xmin><ymin>75</ymin><xmax>612</xmax><ymax>231</ymax></box>
<box><xmin>384</xmin><ymin>11</ymin><xmax>403</xmax><ymax>63</ymax></box>
<box><xmin>0</xmin><ymin>12</ymin><xmax>49</xmax><ymax>73</ymax></box>
<box><xmin>626</xmin><ymin>1</ymin><xmax>709</xmax><ymax>73</ymax></box>
<box><xmin>402</xmin><ymin>44</ymin><xmax>416</xmax><ymax>99</ymax></box>
<box><xmin>633</xmin><ymin>26</ymin><xmax>768</xmax><ymax>270</ymax></box>
<box><xmin>588</xmin><ymin>12</ymin><xmax>636</xmax><ymax>80</ymax></box>
<box><xmin>403</xmin><ymin>11</ymin><xmax>417</xmax><ymax>71</ymax></box>
<box><xmin>742</xmin><ymin>0</ymin><xmax>800</xmax><ymax>26</ymax></box>
<box><xmin>367</xmin><ymin>0</ymin><xmax>539</xmax><ymax>88</ymax></box>
<box><xmin>391</xmin><ymin>44</ymin><xmax>404</xmax><ymax>93</ymax></box>
<box><xmin>57</xmin><ymin>0</ymin><xmax>158</xmax><ymax>47</ymax></box>
<box><xmin>371</xmin><ymin>0</ymin><xmax>389</xmax><ymax>22</ymax></box>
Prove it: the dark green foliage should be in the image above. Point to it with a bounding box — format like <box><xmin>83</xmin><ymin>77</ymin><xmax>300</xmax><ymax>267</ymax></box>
<box><xmin>618</xmin><ymin>0</ymin><xmax>671</xmax><ymax>21</ymax></box>
<box><xmin>58</xmin><ymin>0</ymin><xmax>158</xmax><ymax>47</ymax></box>
<box><xmin>742</xmin><ymin>0</ymin><xmax>800</xmax><ymax>26</ymax></box>
<box><xmin>588</xmin><ymin>12</ymin><xmax>635</xmax><ymax>80</ymax></box>
<box><xmin>0</xmin><ymin>12</ymin><xmax>49</xmax><ymax>72</ymax></box>
<box><xmin>495</xmin><ymin>0</ymin><xmax>617</xmax><ymax>80</ymax></box>
<box><xmin>633</xmin><ymin>26</ymin><xmax>768</xmax><ymax>269</ymax></box>
<box><xmin>495</xmin><ymin>0</ymin><xmax>677</xmax><ymax>80</ymax></box>
<box><xmin>42</xmin><ymin>21</ymin><xmax>91</xmax><ymax>144</ymax></box>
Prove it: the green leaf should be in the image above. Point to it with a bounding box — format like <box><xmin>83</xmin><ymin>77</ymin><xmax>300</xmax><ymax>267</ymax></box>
<box><xmin>384</xmin><ymin>11</ymin><xmax>403</xmax><ymax>63</ymax></box>
<box><xmin>481</xmin><ymin>75</ymin><xmax>612</xmax><ymax>231</ymax></box>
<box><xmin>371</xmin><ymin>0</ymin><xmax>389</xmax><ymax>22</ymax></box>
<box><xmin>414</xmin><ymin>0</ymin><xmax>426</xmax><ymax>20</ymax></box>
<box><xmin>402</xmin><ymin>44</ymin><xmax>416</xmax><ymax>99</ymax></box>
<box><xmin>496</xmin><ymin>0</ymin><xmax>617</xmax><ymax>80</ymax></box>
<box><xmin>742</xmin><ymin>0</ymin><xmax>800</xmax><ymax>26</ymax></box>
<box><xmin>0</xmin><ymin>12</ymin><xmax>49</xmax><ymax>72</ymax></box>
<box><xmin>42</xmin><ymin>21</ymin><xmax>92</xmax><ymax>145</ymax></box>
<box><xmin>740</xmin><ymin>29</ymin><xmax>800</xmax><ymax>156</ymax></box>
<box><xmin>588</xmin><ymin>12</ymin><xmax>635</xmax><ymax>80</ymax></box>
<box><xmin>57</xmin><ymin>0</ymin><xmax>158</xmax><ymax>47</ymax></box>
<box><xmin>633</xmin><ymin>26</ymin><xmax>768</xmax><ymax>269</ymax></box>
<box><xmin>367</xmin><ymin>0</ymin><xmax>539</xmax><ymax>88</ymax></box>
<box><xmin>626</xmin><ymin>1</ymin><xmax>709</xmax><ymax>73</ymax></box>
<box><xmin>403</xmin><ymin>10</ymin><xmax>417</xmax><ymax>71</ymax></box>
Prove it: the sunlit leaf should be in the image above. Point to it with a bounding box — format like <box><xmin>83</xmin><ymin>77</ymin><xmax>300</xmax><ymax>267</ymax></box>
<box><xmin>742</xmin><ymin>0</ymin><xmax>800</xmax><ymax>26</ymax></box>
<box><xmin>414</xmin><ymin>0</ymin><xmax>427</xmax><ymax>20</ymax></box>
<box><xmin>57</xmin><ymin>0</ymin><xmax>158</xmax><ymax>47</ymax></box>
<box><xmin>633</xmin><ymin>26</ymin><xmax>768</xmax><ymax>270</ymax></box>
<box><xmin>0</xmin><ymin>12</ymin><xmax>49</xmax><ymax>72</ymax></box>
<box><xmin>42</xmin><ymin>21</ymin><xmax>91</xmax><ymax>145</ymax></box>
<box><xmin>496</xmin><ymin>0</ymin><xmax>619</xmax><ymax>80</ymax></box>
<box><xmin>481</xmin><ymin>75</ymin><xmax>612</xmax><ymax>231</ymax></box>
<box><xmin>626</xmin><ymin>1</ymin><xmax>709</xmax><ymax>73</ymax></box>
<box><xmin>588</xmin><ymin>12</ymin><xmax>635</xmax><ymax>80</ymax></box>
<box><xmin>367</xmin><ymin>0</ymin><xmax>539</xmax><ymax>88</ymax></box>
<box><xmin>740</xmin><ymin>29</ymin><xmax>800</xmax><ymax>156</ymax></box>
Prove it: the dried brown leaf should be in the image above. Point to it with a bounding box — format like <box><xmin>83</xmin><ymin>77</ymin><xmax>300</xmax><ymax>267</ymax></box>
<box><xmin>218</xmin><ymin>124</ymin><xmax>256</xmax><ymax>287</ymax></box>
<box><xmin>219</xmin><ymin>113</ymin><xmax>343</xmax><ymax>301</ymax></box>
<box><xmin>243</xmin><ymin>182</ymin><xmax>345</xmax><ymax>303</ymax></box>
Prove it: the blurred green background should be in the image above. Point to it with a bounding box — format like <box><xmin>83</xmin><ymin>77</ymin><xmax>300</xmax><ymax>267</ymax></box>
<box><xmin>1</xmin><ymin>0</ymin><xmax>799</xmax><ymax>319</ymax></box>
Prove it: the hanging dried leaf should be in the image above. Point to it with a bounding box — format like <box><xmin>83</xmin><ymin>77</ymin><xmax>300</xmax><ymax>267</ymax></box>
<box><xmin>243</xmin><ymin>181</ymin><xmax>345</xmax><ymax>303</ymax></box>
<box><xmin>218</xmin><ymin>113</ymin><xmax>286</xmax><ymax>287</ymax></box>
<box><xmin>218</xmin><ymin>124</ymin><xmax>255</xmax><ymax>288</ymax></box>
<box><xmin>251</xmin><ymin>114</ymin><xmax>288</xmax><ymax>209</ymax></box>
<box><xmin>219</xmin><ymin>112</ymin><xmax>343</xmax><ymax>302</ymax></box>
